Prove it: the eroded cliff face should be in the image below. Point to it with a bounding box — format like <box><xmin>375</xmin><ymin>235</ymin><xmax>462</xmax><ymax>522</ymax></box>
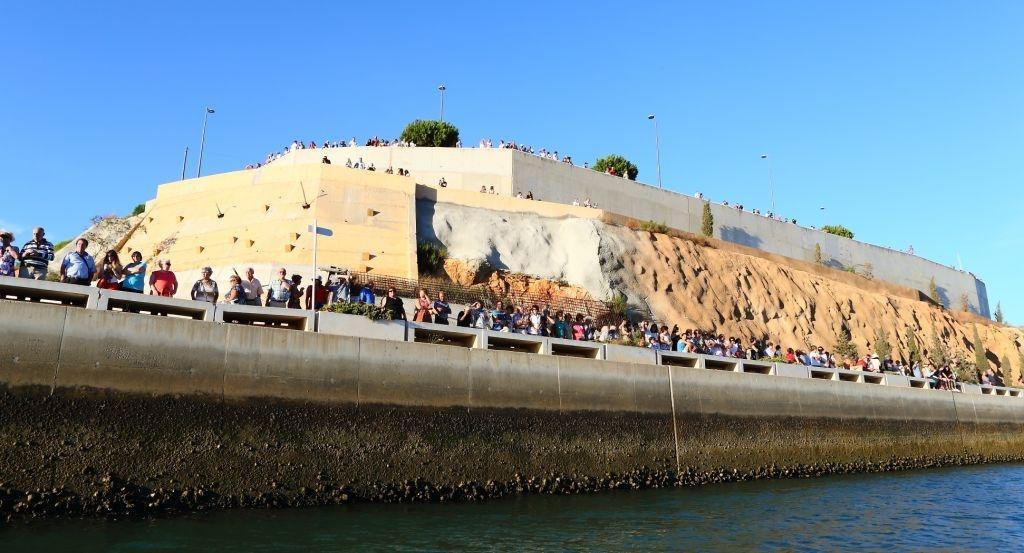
<box><xmin>422</xmin><ymin>202</ymin><xmax>1023</xmax><ymax>380</ymax></box>
<box><xmin>611</xmin><ymin>228</ymin><xmax>1023</xmax><ymax>378</ymax></box>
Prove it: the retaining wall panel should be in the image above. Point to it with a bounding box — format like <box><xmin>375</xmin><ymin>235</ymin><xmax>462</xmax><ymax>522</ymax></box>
<box><xmin>222</xmin><ymin>325</ymin><xmax>360</xmax><ymax>403</ymax></box>
<box><xmin>357</xmin><ymin>338</ymin><xmax>470</xmax><ymax>407</ymax></box>
<box><xmin>55</xmin><ymin>309</ymin><xmax>227</xmax><ymax>396</ymax></box>
<box><xmin>556</xmin><ymin>357</ymin><xmax>635</xmax><ymax>413</ymax></box>
<box><xmin>467</xmin><ymin>348</ymin><xmax>560</xmax><ymax>411</ymax></box>
<box><xmin>632</xmin><ymin>363</ymin><xmax>673</xmax><ymax>415</ymax></box>
<box><xmin>602</xmin><ymin>344</ymin><xmax>656</xmax><ymax>365</ymax></box>
<box><xmin>0</xmin><ymin>300</ymin><xmax>68</xmax><ymax>387</ymax></box>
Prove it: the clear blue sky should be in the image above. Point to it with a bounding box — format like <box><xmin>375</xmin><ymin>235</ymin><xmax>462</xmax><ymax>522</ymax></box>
<box><xmin>2</xmin><ymin>2</ymin><xmax>1021</xmax><ymax>322</ymax></box>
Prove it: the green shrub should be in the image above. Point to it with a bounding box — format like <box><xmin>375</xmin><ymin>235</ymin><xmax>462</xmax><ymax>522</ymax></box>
<box><xmin>131</xmin><ymin>203</ymin><xmax>146</xmax><ymax>216</ymax></box>
<box><xmin>994</xmin><ymin>302</ymin><xmax>1004</xmax><ymax>323</ymax></box>
<box><xmin>53</xmin><ymin>239</ymin><xmax>72</xmax><ymax>251</ymax></box>
<box><xmin>400</xmin><ymin>120</ymin><xmax>459</xmax><ymax>147</ymax></box>
<box><xmin>608</xmin><ymin>293</ymin><xmax>628</xmax><ymax>318</ymax></box>
<box><xmin>813</xmin><ymin>243</ymin><xmax>823</xmax><ymax>265</ymax></box>
<box><xmin>417</xmin><ymin>241</ymin><xmax>448</xmax><ymax>275</ymax></box>
<box><xmin>821</xmin><ymin>224</ymin><xmax>854</xmax><ymax>239</ymax></box>
<box><xmin>834</xmin><ymin>326</ymin><xmax>858</xmax><ymax>359</ymax></box>
<box><xmin>593</xmin><ymin>155</ymin><xmax>638</xmax><ymax>180</ymax></box>
<box><xmin>639</xmin><ymin>220</ymin><xmax>669</xmax><ymax>234</ymax></box>
<box><xmin>928</xmin><ymin>277</ymin><xmax>940</xmax><ymax>304</ymax></box>
<box><xmin>322</xmin><ymin>301</ymin><xmax>389</xmax><ymax>320</ymax></box>
<box><xmin>701</xmin><ymin>202</ymin><xmax>714</xmax><ymax>237</ymax></box>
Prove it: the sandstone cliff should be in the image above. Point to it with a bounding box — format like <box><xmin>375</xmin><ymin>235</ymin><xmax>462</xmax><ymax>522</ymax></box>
<box><xmin>423</xmin><ymin>202</ymin><xmax>1023</xmax><ymax>382</ymax></box>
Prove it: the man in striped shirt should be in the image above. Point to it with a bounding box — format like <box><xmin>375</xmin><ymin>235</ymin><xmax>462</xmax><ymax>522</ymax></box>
<box><xmin>19</xmin><ymin>227</ymin><xmax>55</xmax><ymax>280</ymax></box>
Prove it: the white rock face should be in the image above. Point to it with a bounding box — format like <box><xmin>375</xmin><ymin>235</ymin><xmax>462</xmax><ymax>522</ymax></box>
<box><xmin>417</xmin><ymin>201</ymin><xmax>623</xmax><ymax>301</ymax></box>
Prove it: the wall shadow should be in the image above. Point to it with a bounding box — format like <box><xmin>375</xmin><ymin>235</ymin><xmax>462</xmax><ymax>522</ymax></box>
<box><xmin>719</xmin><ymin>226</ymin><xmax>763</xmax><ymax>249</ymax></box>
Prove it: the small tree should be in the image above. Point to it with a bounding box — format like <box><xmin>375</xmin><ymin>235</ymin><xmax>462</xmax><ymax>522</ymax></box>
<box><xmin>960</xmin><ymin>293</ymin><xmax>970</xmax><ymax>312</ymax></box>
<box><xmin>972</xmin><ymin>325</ymin><xmax>989</xmax><ymax>374</ymax></box>
<box><xmin>1000</xmin><ymin>354</ymin><xmax>1012</xmax><ymax>384</ymax></box>
<box><xmin>953</xmin><ymin>352</ymin><xmax>979</xmax><ymax>383</ymax></box>
<box><xmin>400</xmin><ymin>120</ymin><xmax>459</xmax><ymax>147</ymax></box>
<box><xmin>994</xmin><ymin>302</ymin><xmax>1004</xmax><ymax>323</ymax></box>
<box><xmin>928</xmin><ymin>277</ymin><xmax>940</xmax><ymax>304</ymax></box>
<box><xmin>131</xmin><ymin>203</ymin><xmax>146</xmax><ymax>216</ymax></box>
<box><xmin>592</xmin><ymin>155</ymin><xmax>638</xmax><ymax>180</ymax></box>
<box><xmin>874</xmin><ymin>329</ymin><xmax>892</xmax><ymax>360</ymax></box>
<box><xmin>834</xmin><ymin>326</ymin><xmax>859</xmax><ymax>360</ymax></box>
<box><xmin>821</xmin><ymin>224</ymin><xmax>854</xmax><ymax>239</ymax></box>
<box><xmin>813</xmin><ymin>243</ymin><xmax>823</xmax><ymax>265</ymax></box>
<box><xmin>416</xmin><ymin>240</ymin><xmax>448</xmax><ymax>275</ymax></box>
<box><xmin>906</xmin><ymin>327</ymin><xmax>922</xmax><ymax>365</ymax></box>
<box><xmin>701</xmin><ymin>202</ymin><xmax>714</xmax><ymax>237</ymax></box>
<box><xmin>927</xmin><ymin>333</ymin><xmax>950</xmax><ymax>367</ymax></box>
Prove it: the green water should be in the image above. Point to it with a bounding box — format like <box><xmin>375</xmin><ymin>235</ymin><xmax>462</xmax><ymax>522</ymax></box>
<box><xmin>4</xmin><ymin>464</ymin><xmax>1023</xmax><ymax>551</ymax></box>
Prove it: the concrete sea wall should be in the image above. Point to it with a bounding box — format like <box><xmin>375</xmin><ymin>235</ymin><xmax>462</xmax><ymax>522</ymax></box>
<box><xmin>1</xmin><ymin>299</ymin><xmax>1022</xmax><ymax>520</ymax></box>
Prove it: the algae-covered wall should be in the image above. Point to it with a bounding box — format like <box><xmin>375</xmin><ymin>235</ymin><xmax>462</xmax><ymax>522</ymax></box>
<box><xmin>1</xmin><ymin>300</ymin><xmax>1022</xmax><ymax>521</ymax></box>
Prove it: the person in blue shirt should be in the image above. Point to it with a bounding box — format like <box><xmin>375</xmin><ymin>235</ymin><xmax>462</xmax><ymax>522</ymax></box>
<box><xmin>357</xmin><ymin>280</ymin><xmax>376</xmax><ymax>304</ymax></box>
<box><xmin>120</xmin><ymin>251</ymin><xmax>147</xmax><ymax>293</ymax></box>
<box><xmin>59</xmin><ymin>238</ymin><xmax>96</xmax><ymax>286</ymax></box>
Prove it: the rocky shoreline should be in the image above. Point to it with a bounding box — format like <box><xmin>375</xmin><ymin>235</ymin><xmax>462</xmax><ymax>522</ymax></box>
<box><xmin>3</xmin><ymin>455</ymin><xmax>1021</xmax><ymax>523</ymax></box>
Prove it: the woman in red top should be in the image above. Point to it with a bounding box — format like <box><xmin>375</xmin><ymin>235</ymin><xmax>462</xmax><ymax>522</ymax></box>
<box><xmin>413</xmin><ymin>288</ymin><xmax>432</xmax><ymax>323</ymax></box>
<box><xmin>784</xmin><ymin>348</ymin><xmax>797</xmax><ymax>364</ymax></box>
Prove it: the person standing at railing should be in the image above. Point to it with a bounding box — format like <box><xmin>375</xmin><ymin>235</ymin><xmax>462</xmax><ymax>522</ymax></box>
<box><xmin>19</xmin><ymin>227</ymin><xmax>54</xmax><ymax>280</ymax></box>
<box><xmin>190</xmin><ymin>267</ymin><xmax>219</xmax><ymax>303</ymax></box>
<box><xmin>120</xmin><ymin>251</ymin><xmax>146</xmax><ymax>294</ymax></box>
<box><xmin>59</xmin><ymin>238</ymin><xmax>96</xmax><ymax>286</ymax></box>
<box><xmin>149</xmin><ymin>260</ymin><xmax>177</xmax><ymax>297</ymax></box>
<box><xmin>1</xmin><ymin>231</ymin><xmax>18</xmax><ymax>277</ymax></box>
<box><xmin>305</xmin><ymin>277</ymin><xmax>330</xmax><ymax>311</ymax></box>
<box><xmin>382</xmin><ymin>287</ymin><xmax>406</xmax><ymax>321</ymax></box>
<box><xmin>431</xmin><ymin>290</ymin><xmax>451</xmax><ymax>325</ymax></box>
<box><xmin>240</xmin><ymin>267</ymin><xmax>263</xmax><ymax>306</ymax></box>
<box><xmin>94</xmin><ymin>250</ymin><xmax>123</xmax><ymax>290</ymax></box>
<box><xmin>413</xmin><ymin>288</ymin><xmax>432</xmax><ymax>323</ymax></box>
<box><xmin>266</xmin><ymin>268</ymin><xmax>292</xmax><ymax>308</ymax></box>
<box><xmin>223</xmin><ymin>275</ymin><xmax>245</xmax><ymax>304</ymax></box>
<box><xmin>357</xmin><ymin>280</ymin><xmax>375</xmax><ymax>305</ymax></box>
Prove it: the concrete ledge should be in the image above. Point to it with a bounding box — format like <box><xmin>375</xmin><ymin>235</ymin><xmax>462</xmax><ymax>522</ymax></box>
<box><xmin>0</xmin><ymin>275</ymin><xmax>98</xmax><ymax>308</ymax></box>
<box><xmin>908</xmin><ymin>377</ymin><xmax>929</xmax><ymax>389</ymax></box>
<box><xmin>316</xmin><ymin>311</ymin><xmax>404</xmax><ymax>339</ymax></box>
<box><xmin>357</xmin><ymin>338</ymin><xmax>470</xmax><ymax>407</ymax></box>
<box><xmin>702</xmin><ymin>356</ymin><xmax>741</xmax><ymax>372</ymax></box>
<box><xmin>409</xmin><ymin>321</ymin><xmax>481</xmax><ymax>348</ymax></box>
<box><xmin>809</xmin><ymin>367</ymin><xmax>838</xmax><ymax>380</ymax></box>
<box><xmin>547</xmin><ymin>336</ymin><xmax>603</xmax><ymax>359</ymax></box>
<box><xmin>556</xmin><ymin>356</ymin><xmax>635</xmax><ymax>412</ymax></box>
<box><xmin>217</xmin><ymin>303</ymin><xmax>314</xmax><ymax>331</ymax></box>
<box><xmin>739</xmin><ymin>359</ymin><xmax>773</xmax><ymax>375</ymax></box>
<box><xmin>862</xmin><ymin>373</ymin><xmax>886</xmax><ymax>385</ymax></box>
<box><xmin>772</xmin><ymin>363</ymin><xmax>810</xmax><ymax>379</ymax></box>
<box><xmin>833</xmin><ymin>368</ymin><xmax>865</xmax><ymax>383</ymax></box>
<box><xmin>97</xmin><ymin>288</ymin><xmax>214</xmax><ymax>321</ymax></box>
<box><xmin>657</xmin><ymin>350</ymin><xmax>702</xmax><ymax>368</ymax></box>
<box><xmin>960</xmin><ymin>383</ymin><xmax>983</xmax><ymax>395</ymax></box>
<box><xmin>884</xmin><ymin>374</ymin><xmax>911</xmax><ymax>387</ymax></box>
<box><xmin>603</xmin><ymin>343</ymin><xmax>657</xmax><ymax>364</ymax></box>
<box><xmin>483</xmin><ymin>331</ymin><xmax>544</xmax><ymax>354</ymax></box>
<box><xmin>467</xmin><ymin>348</ymin><xmax>559</xmax><ymax>410</ymax></box>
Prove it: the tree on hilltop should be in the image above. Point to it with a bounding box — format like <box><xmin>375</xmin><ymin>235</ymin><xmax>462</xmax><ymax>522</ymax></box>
<box><xmin>994</xmin><ymin>302</ymin><xmax>1004</xmax><ymax>323</ymax></box>
<box><xmin>960</xmin><ymin>293</ymin><xmax>970</xmax><ymax>312</ymax></box>
<box><xmin>821</xmin><ymin>224</ymin><xmax>854</xmax><ymax>239</ymax></box>
<box><xmin>400</xmin><ymin>120</ymin><xmax>459</xmax><ymax>147</ymax></box>
<box><xmin>813</xmin><ymin>243</ymin><xmax>823</xmax><ymax>265</ymax></box>
<box><xmin>593</xmin><ymin>155</ymin><xmax>638</xmax><ymax>180</ymax></box>
<box><xmin>1001</xmin><ymin>354</ymin><xmax>1012</xmax><ymax>384</ymax></box>
<box><xmin>701</xmin><ymin>202</ymin><xmax>714</xmax><ymax>238</ymax></box>
<box><xmin>927</xmin><ymin>332</ymin><xmax>950</xmax><ymax>367</ymax></box>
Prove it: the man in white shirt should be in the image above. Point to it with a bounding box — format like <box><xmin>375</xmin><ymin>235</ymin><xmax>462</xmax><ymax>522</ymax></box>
<box><xmin>241</xmin><ymin>267</ymin><xmax>263</xmax><ymax>306</ymax></box>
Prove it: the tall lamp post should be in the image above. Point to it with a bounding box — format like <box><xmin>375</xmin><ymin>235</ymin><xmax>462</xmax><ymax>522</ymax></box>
<box><xmin>647</xmin><ymin>115</ymin><xmax>663</xmax><ymax>189</ymax></box>
<box><xmin>760</xmin><ymin>153</ymin><xmax>775</xmax><ymax>213</ymax></box>
<box><xmin>196</xmin><ymin>107</ymin><xmax>215</xmax><ymax>178</ymax></box>
<box><xmin>438</xmin><ymin>85</ymin><xmax>446</xmax><ymax>122</ymax></box>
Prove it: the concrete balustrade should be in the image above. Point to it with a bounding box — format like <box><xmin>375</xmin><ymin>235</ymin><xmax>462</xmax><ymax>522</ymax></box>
<box><xmin>217</xmin><ymin>303</ymin><xmax>314</xmax><ymax>330</ymax></box>
<box><xmin>0</xmin><ymin>275</ymin><xmax>98</xmax><ymax>308</ymax></box>
<box><xmin>97</xmin><ymin>288</ymin><xmax>215</xmax><ymax>321</ymax></box>
<box><xmin>2</xmin><ymin>274</ymin><xmax>1023</xmax><ymax>400</ymax></box>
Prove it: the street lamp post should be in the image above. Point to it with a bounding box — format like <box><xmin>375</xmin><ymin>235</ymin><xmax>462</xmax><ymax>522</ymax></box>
<box><xmin>760</xmin><ymin>153</ymin><xmax>776</xmax><ymax>213</ymax></box>
<box><xmin>438</xmin><ymin>85</ymin><xmax>446</xmax><ymax>122</ymax></box>
<box><xmin>647</xmin><ymin>114</ymin><xmax>663</xmax><ymax>189</ymax></box>
<box><xmin>196</xmin><ymin>107</ymin><xmax>215</xmax><ymax>178</ymax></box>
<box><xmin>180</xmin><ymin>146</ymin><xmax>189</xmax><ymax>181</ymax></box>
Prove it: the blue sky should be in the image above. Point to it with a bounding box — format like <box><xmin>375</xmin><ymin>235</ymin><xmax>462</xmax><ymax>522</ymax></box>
<box><xmin>2</xmin><ymin>2</ymin><xmax>1021</xmax><ymax>322</ymax></box>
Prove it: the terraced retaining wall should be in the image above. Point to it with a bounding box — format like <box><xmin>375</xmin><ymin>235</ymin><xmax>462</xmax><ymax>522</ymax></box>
<box><xmin>1</xmin><ymin>300</ymin><xmax>1022</xmax><ymax>520</ymax></box>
